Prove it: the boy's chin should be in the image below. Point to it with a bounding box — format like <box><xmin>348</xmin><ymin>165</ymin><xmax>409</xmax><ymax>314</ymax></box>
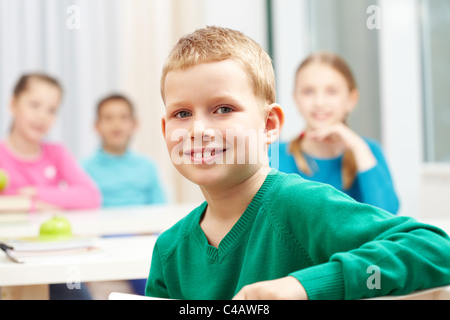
<box><xmin>174</xmin><ymin>163</ymin><xmax>265</xmax><ymax>189</ymax></box>
<box><xmin>175</xmin><ymin>164</ymin><xmax>227</xmax><ymax>187</ymax></box>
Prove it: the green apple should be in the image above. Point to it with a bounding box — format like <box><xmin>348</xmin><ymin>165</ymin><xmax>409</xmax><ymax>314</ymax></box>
<box><xmin>39</xmin><ymin>215</ymin><xmax>73</xmax><ymax>241</ymax></box>
<box><xmin>0</xmin><ymin>169</ymin><xmax>9</xmax><ymax>192</ymax></box>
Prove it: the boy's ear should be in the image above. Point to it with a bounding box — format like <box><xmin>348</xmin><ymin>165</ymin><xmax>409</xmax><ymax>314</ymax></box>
<box><xmin>265</xmin><ymin>103</ymin><xmax>285</xmax><ymax>144</ymax></box>
<box><xmin>161</xmin><ymin>116</ymin><xmax>166</xmax><ymax>140</ymax></box>
<box><xmin>94</xmin><ymin>119</ymin><xmax>101</xmax><ymax>134</ymax></box>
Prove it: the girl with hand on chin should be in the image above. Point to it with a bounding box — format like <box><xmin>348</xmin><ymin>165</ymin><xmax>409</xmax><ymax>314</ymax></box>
<box><xmin>0</xmin><ymin>73</ymin><xmax>101</xmax><ymax>212</ymax></box>
<box><xmin>277</xmin><ymin>52</ymin><xmax>399</xmax><ymax>214</ymax></box>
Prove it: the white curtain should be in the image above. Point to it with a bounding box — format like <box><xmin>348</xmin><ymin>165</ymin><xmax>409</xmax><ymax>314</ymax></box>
<box><xmin>0</xmin><ymin>0</ymin><xmax>121</xmax><ymax>158</ymax></box>
<box><xmin>0</xmin><ymin>0</ymin><xmax>179</xmax><ymax>200</ymax></box>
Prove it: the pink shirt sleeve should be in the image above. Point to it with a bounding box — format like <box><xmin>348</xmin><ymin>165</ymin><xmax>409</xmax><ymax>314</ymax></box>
<box><xmin>34</xmin><ymin>145</ymin><xmax>102</xmax><ymax>210</ymax></box>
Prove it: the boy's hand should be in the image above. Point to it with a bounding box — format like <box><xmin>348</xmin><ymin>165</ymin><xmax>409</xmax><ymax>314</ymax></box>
<box><xmin>232</xmin><ymin>276</ymin><xmax>308</xmax><ymax>300</ymax></box>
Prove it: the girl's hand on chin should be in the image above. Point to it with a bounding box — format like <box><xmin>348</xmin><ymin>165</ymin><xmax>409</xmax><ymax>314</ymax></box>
<box><xmin>305</xmin><ymin>123</ymin><xmax>363</xmax><ymax>151</ymax></box>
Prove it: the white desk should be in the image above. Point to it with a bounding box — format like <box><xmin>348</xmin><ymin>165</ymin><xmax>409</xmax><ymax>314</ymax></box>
<box><xmin>0</xmin><ymin>203</ymin><xmax>199</xmax><ymax>300</ymax></box>
<box><xmin>0</xmin><ymin>202</ymin><xmax>199</xmax><ymax>238</ymax></box>
<box><xmin>0</xmin><ymin>235</ymin><xmax>156</xmax><ymax>299</ymax></box>
<box><xmin>0</xmin><ymin>204</ymin><xmax>448</xmax><ymax>300</ymax></box>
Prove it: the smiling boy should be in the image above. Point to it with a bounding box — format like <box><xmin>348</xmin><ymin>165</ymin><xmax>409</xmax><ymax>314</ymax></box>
<box><xmin>145</xmin><ymin>26</ymin><xmax>450</xmax><ymax>300</ymax></box>
<box><xmin>83</xmin><ymin>94</ymin><xmax>166</xmax><ymax>208</ymax></box>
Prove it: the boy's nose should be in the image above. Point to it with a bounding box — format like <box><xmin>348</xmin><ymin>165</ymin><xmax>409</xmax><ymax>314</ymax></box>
<box><xmin>190</xmin><ymin>121</ymin><xmax>215</xmax><ymax>145</ymax></box>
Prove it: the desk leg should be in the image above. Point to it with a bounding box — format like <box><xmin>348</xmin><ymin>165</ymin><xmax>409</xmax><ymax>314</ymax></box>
<box><xmin>0</xmin><ymin>285</ymin><xmax>49</xmax><ymax>300</ymax></box>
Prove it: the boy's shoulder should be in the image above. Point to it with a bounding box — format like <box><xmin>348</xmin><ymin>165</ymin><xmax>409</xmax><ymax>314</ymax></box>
<box><xmin>269</xmin><ymin>170</ymin><xmax>327</xmax><ymax>197</ymax></box>
<box><xmin>125</xmin><ymin>150</ymin><xmax>159</xmax><ymax>168</ymax></box>
<box><xmin>83</xmin><ymin>149</ymin><xmax>155</xmax><ymax>166</ymax></box>
<box><xmin>266</xmin><ymin>170</ymin><xmax>357</xmax><ymax>217</ymax></box>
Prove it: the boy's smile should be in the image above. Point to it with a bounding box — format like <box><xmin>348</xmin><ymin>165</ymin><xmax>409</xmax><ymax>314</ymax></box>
<box><xmin>162</xmin><ymin>59</ymin><xmax>270</xmax><ymax>188</ymax></box>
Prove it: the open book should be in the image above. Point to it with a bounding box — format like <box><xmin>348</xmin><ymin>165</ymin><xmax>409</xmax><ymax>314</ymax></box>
<box><xmin>0</xmin><ymin>236</ymin><xmax>100</xmax><ymax>263</ymax></box>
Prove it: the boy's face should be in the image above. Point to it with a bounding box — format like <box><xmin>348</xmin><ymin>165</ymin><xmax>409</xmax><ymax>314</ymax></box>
<box><xmin>96</xmin><ymin>100</ymin><xmax>136</xmax><ymax>152</ymax></box>
<box><xmin>162</xmin><ymin>59</ymin><xmax>272</xmax><ymax>189</ymax></box>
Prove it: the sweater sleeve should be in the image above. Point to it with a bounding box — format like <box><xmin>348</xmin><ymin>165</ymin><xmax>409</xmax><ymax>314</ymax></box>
<box><xmin>35</xmin><ymin>145</ymin><xmax>102</xmax><ymax>210</ymax></box>
<box><xmin>275</xmin><ymin>179</ymin><xmax>450</xmax><ymax>300</ymax></box>
<box><xmin>356</xmin><ymin>139</ymin><xmax>400</xmax><ymax>214</ymax></box>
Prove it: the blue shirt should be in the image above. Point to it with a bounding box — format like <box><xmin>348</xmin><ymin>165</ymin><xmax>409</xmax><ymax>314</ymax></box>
<box><xmin>83</xmin><ymin>149</ymin><xmax>167</xmax><ymax>207</ymax></box>
<box><xmin>270</xmin><ymin>138</ymin><xmax>399</xmax><ymax>214</ymax></box>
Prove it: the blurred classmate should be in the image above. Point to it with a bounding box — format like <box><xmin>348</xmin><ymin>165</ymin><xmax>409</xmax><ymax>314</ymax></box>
<box><xmin>0</xmin><ymin>73</ymin><xmax>101</xmax><ymax>300</ymax></box>
<box><xmin>83</xmin><ymin>94</ymin><xmax>167</xmax><ymax>208</ymax></box>
<box><xmin>0</xmin><ymin>73</ymin><xmax>101</xmax><ymax>211</ymax></box>
<box><xmin>275</xmin><ymin>52</ymin><xmax>399</xmax><ymax>214</ymax></box>
<box><xmin>83</xmin><ymin>94</ymin><xmax>167</xmax><ymax>295</ymax></box>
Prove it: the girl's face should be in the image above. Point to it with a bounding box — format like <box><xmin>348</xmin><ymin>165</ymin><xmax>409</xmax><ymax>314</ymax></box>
<box><xmin>293</xmin><ymin>62</ymin><xmax>358</xmax><ymax>130</ymax></box>
<box><xmin>10</xmin><ymin>80</ymin><xmax>61</xmax><ymax>143</ymax></box>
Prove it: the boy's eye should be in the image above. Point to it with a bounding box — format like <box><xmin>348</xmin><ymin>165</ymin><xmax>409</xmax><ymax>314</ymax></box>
<box><xmin>326</xmin><ymin>88</ymin><xmax>338</xmax><ymax>95</ymax></box>
<box><xmin>301</xmin><ymin>88</ymin><xmax>314</xmax><ymax>95</ymax></box>
<box><xmin>29</xmin><ymin>101</ymin><xmax>40</xmax><ymax>109</ymax></box>
<box><xmin>48</xmin><ymin>107</ymin><xmax>58</xmax><ymax>115</ymax></box>
<box><xmin>175</xmin><ymin>110</ymin><xmax>192</xmax><ymax>119</ymax></box>
<box><xmin>215</xmin><ymin>106</ymin><xmax>232</xmax><ymax>114</ymax></box>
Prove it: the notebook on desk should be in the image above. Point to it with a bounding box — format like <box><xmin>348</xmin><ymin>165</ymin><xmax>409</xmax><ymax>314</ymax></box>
<box><xmin>0</xmin><ymin>236</ymin><xmax>101</xmax><ymax>264</ymax></box>
<box><xmin>0</xmin><ymin>195</ymin><xmax>31</xmax><ymax>213</ymax></box>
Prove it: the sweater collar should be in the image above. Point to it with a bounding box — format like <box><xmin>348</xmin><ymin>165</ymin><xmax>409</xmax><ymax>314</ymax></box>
<box><xmin>193</xmin><ymin>168</ymin><xmax>279</xmax><ymax>262</ymax></box>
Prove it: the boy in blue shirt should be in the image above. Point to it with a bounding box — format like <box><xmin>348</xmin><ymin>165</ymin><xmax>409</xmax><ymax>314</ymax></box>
<box><xmin>83</xmin><ymin>94</ymin><xmax>167</xmax><ymax>208</ymax></box>
<box><xmin>83</xmin><ymin>94</ymin><xmax>167</xmax><ymax>295</ymax></box>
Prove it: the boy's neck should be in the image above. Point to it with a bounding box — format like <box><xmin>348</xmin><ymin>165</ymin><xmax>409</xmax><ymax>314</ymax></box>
<box><xmin>199</xmin><ymin>165</ymin><xmax>269</xmax><ymax>247</ymax></box>
<box><xmin>6</xmin><ymin>132</ymin><xmax>41</xmax><ymax>159</ymax></box>
<box><xmin>102</xmin><ymin>144</ymin><xmax>128</xmax><ymax>156</ymax></box>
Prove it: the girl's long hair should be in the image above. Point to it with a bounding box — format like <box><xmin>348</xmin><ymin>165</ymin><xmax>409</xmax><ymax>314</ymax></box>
<box><xmin>290</xmin><ymin>52</ymin><xmax>357</xmax><ymax>190</ymax></box>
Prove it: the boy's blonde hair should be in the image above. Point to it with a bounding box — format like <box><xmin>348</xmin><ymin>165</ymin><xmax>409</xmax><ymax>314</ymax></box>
<box><xmin>161</xmin><ymin>26</ymin><xmax>276</xmax><ymax>106</ymax></box>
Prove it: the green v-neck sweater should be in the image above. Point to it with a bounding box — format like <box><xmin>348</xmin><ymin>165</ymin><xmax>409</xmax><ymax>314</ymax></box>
<box><xmin>145</xmin><ymin>170</ymin><xmax>450</xmax><ymax>300</ymax></box>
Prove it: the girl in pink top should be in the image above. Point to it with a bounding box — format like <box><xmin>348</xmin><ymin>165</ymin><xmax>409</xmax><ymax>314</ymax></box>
<box><xmin>0</xmin><ymin>73</ymin><xmax>101</xmax><ymax>211</ymax></box>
